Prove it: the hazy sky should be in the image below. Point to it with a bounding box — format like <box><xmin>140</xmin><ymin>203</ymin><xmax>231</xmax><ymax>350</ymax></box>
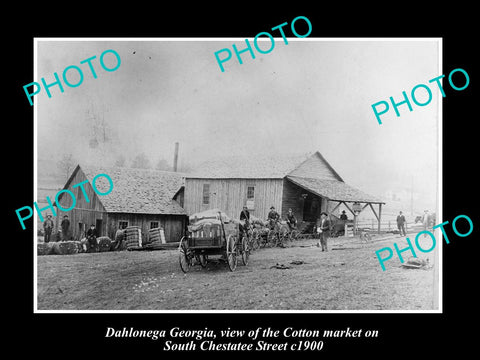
<box><xmin>36</xmin><ymin>38</ymin><xmax>441</xmax><ymax>210</ymax></box>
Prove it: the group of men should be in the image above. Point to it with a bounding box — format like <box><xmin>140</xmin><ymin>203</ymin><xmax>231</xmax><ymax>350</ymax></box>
<box><xmin>42</xmin><ymin>214</ymin><xmax>72</xmax><ymax>243</ymax></box>
<box><xmin>239</xmin><ymin>205</ymin><xmax>332</xmax><ymax>251</ymax></box>
<box><xmin>396</xmin><ymin>209</ymin><xmax>431</xmax><ymax>237</ymax></box>
<box><xmin>42</xmin><ymin>214</ymin><xmax>99</xmax><ymax>252</ymax></box>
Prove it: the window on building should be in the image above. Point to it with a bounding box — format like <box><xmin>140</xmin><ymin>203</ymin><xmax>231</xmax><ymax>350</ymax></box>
<box><xmin>247</xmin><ymin>186</ymin><xmax>255</xmax><ymax>199</ymax></box>
<box><xmin>150</xmin><ymin>221</ymin><xmax>159</xmax><ymax>229</ymax></box>
<box><xmin>118</xmin><ymin>220</ymin><xmax>129</xmax><ymax>229</ymax></box>
<box><xmin>202</xmin><ymin>184</ymin><xmax>210</xmax><ymax>205</ymax></box>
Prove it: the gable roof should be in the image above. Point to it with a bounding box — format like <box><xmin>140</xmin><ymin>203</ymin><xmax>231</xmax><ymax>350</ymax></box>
<box><xmin>287</xmin><ymin>176</ymin><xmax>384</xmax><ymax>204</ymax></box>
<box><xmin>63</xmin><ymin>165</ymin><xmax>187</xmax><ymax>215</ymax></box>
<box><xmin>187</xmin><ymin>151</ymin><xmax>340</xmax><ymax>179</ymax></box>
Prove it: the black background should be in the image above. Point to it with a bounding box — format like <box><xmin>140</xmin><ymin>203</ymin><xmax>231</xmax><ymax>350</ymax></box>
<box><xmin>5</xmin><ymin>5</ymin><xmax>478</xmax><ymax>357</ymax></box>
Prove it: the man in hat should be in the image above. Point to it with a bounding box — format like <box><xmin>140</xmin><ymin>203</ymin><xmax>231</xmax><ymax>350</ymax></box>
<box><xmin>396</xmin><ymin>211</ymin><xmax>407</xmax><ymax>236</ymax></box>
<box><xmin>43</xmin><ymin>214</ymin><xmax>54</xmax><ymax>243</ymax></box>
<box><xmin>286</xmin><ymin>208</ymin><xmax>297</xmax><ymax>231</ymax></box>
<box><xmin>86</xmin><ymin>224</ymin><xmax>98</xmax><ymax>252</ymax></box>
<box><xmin>60</xmin><ymin>215</ymin><xmax>70</xmax><ymax>241</ymax></box>
<box><xmin>340</xmin><ymin>210</ymin><xmax>348</xmax><ymax>220</ymax></box>
<box><xmin>317</xmin><ymin>212</ymin><xmax>331</xmax><ymax>251</ymax></box>
<box><xmin>267</xmin><ymin>206</ymin><xmax>280</xmax><ymax>230</ymax></box>
<box><xmin>239</xmin><ymin>206</ymin><xmax>251</xmax><ymax>240</ymax></box>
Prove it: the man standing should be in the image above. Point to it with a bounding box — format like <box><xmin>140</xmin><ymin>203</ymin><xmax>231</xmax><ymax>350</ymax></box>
<box><xmin>396</xmin><ymin>211</ymin><xmax>407</xmax><ymax>236</ymax></box>
<box><xmin>114</xmin><ymin>223</ymin><xmax>126</xmax><ymax>251</ymax></box>
<box><xmin>60</xmin><ymin>215</ymin><xmax>70</xmax><ymax>241</ymax></box>
<box><xmin>286</xmin><ymin>208</ymin><xmax>297</xmax><ymax>231</ymax></box>
<box><xmin>43</xmin><ymin>214</ymin><xmax>54</xmax><ymax>243</ymax></box>
<box><xmin>317</xmin><ymin>212</ymin><xmax>331</xmax><ymax>251</ymax></box>
<box><xmin>86</xmin><ymin>224</ymin><xmax>97</xmax><ymax>252</ymax></box>
<box><xmin>340</xmin><ymin>210</ymin><xmax>348</xmax><ymax>221</ymax></box>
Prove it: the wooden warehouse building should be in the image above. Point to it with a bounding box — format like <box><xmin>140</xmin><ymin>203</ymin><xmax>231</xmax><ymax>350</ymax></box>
<box><xmin>55</xmin><ymin>165</ymin><xmax>187</xmax><ymax>242</ymax></box>
<box><xmin>184</xmin><ymin>151</ymin><xmax>385</xmax><ymax>232</ymax></box>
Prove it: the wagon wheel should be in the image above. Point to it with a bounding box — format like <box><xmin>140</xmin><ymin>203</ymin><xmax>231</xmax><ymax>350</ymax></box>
<box><xmin>279</xmin><ymin>228</ymin><xmax>290</xmax><ymax>247</ymax></box>
<box><xmin>178</xmin><ymin>236</ymin><xmax>193</xmax><ymax>273</ymax></box>
<box><xmin>226</xmin><ymin>234</ymin><xmax>237</xmax><ymax>271</ymax></box>
<box><xmin>241</xmin><ymin>235</ymin><xmax>250</xmax><ymax>266</ymax></box>
<box><xmin>250</xmin><ymin>229</ymin><xmax>260</xmax><ymax>250</ymax></box>
<box><xmin>267</xmin><ymin>229</ymin><xmax>276</xmax><ymax>247</ymax></box>
<box><xmin>290</xmin><ymin>229</ymin><xmax>300</xmax><ymax>242</ymax></box>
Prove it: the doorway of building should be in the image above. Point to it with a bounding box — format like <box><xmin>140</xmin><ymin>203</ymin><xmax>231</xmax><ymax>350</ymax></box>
<box><xmin>96</xmin><ymin>219</ymin><xmax>103</xmax><ymax>237</ymax></box>
<box><xmin>303</xmin><ymin>194</ymin><xmax>321</xmax><ymax>222</ymax></box>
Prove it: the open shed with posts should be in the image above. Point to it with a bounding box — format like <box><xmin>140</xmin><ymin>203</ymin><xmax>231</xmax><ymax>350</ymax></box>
<box><xmin>184</xmin><ymin>151</ymin><xmax>385</xmax><ymax>233</ymax></box>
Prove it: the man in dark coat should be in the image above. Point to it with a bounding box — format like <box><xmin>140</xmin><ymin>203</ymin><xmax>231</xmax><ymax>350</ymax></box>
<box><xmin>317</xmin><ymin>212</ymin><xmax>331</xmax><ymax>251</ymax></box>
<box><xmin>43</xmin><ymin>214</ymin><xmax>54</xmax><ymax>243</ymax></box>
<box><xmin>396</xmin><ymin>211</ymin><xmax>407</xmax><ymax>236</ymax></box>
<box><xmin>60</xmin><ymin>215</ymin><xmax>70</xmax><ymax>241</ymax></box>
<box><xmin>239</xmin><ymin>206</ymin><xmax>251</xmax><ymax>239</ymax></box>
<box><xmin>240</xmin><ymin>206</ymin><xmax>250</xmax><ymax>223</ymax></box>
<box><xmin>86</xmin><ymin>224</ymin><xmax>97</xmax><ymax>252</ymax></box>
<box><xmin>286</xmin><ymin>208</ymin><xmax>297</xmax><ymax>230</ymax></box>
<box><xmin>267</xmin><ymin>206</ymin><xmax>280</xmax><ymax>230</ymax></box>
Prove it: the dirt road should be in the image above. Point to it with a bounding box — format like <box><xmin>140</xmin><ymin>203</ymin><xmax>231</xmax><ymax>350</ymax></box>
<box><xmin>36</xmin><ymin>235</ymin><xmax>437</xmax><ymax>311</ymax></box>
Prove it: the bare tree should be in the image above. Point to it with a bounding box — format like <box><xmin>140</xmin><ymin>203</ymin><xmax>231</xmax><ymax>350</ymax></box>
<box><xmin>131</xmin><ymin>153</ymin><xmax>151</xmax><ymax>169</ymax></box>
<box><xmin>155</xmin><ymin>158</ymin><xmax>173</xmax><ymax>171</ymax></box>
<box><xmin>114</xmin><ymin>154</ymin><xmax>126</xmax><ymax>167</ymax></box>
<box><xmin>57</xmin><ymin>153</ymin><xmax>76</xmax><ymax>181</ymax></box>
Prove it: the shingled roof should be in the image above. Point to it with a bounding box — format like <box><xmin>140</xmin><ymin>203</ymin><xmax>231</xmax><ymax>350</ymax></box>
<box><xmin>287</xmin><ymin>176</ymin><xmax>384</xmax><ymax>204</ymax></box>
<box><xmin>188</xmin><ymin>152</ymin><xmax>312</xmax><ymax>179</ymax></box>
<box><xmin>186</xmin><ymin>151</ymin><xmax>383</xmax><ymax>204</ymax></box>
<box><xmin>64</xmin><ymin>165</ymin><xmax>186</xmax><ymax>215</ymax></box>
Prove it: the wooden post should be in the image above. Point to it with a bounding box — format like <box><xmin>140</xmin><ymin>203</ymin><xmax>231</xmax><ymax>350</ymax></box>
<box><xmin>378</xmin><ymin>203</ymin><xmax>382</xmax><ymax>234</ymax></box>
<box><xmin>353</xmin><ymin>214</ymin><xmax>358</xmax><ymax>236</ymax></box>
<box><xmin>173</xmin><ymin>142</ymin><xmax>179</xmax><ymax>172</ymax></box>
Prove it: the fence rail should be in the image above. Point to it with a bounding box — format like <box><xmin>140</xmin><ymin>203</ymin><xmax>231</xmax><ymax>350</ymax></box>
<box><xmin>355</xmin><ymin>219</ymin><xmax>423</xmax><ymax>233</ymax></box>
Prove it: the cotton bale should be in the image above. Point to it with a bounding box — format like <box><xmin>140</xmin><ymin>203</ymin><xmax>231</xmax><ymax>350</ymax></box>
<box><xmin>97</xmin><ymin>236</ymin><xmax>112</xmax><ymax>252</ymax></box>
<box><xmin>125</xmin><ymin>226</ymin><xmax>143</xmax><ymax>250</ymax></box>
<box><xmin>37</xmin><ymin>242</ymin><xmax>55</xmax><ymax>256</ymax></box>
<box><xmin>52</xmin><ymin>241</ymin><xmax>82</xmax><ymax>255</ymax></box>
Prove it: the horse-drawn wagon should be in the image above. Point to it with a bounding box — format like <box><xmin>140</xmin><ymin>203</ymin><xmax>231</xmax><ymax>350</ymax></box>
<box><xmin>178</xmin><ymin>209</ymin><xmax>250</xmax><ymax>272</ymax></box>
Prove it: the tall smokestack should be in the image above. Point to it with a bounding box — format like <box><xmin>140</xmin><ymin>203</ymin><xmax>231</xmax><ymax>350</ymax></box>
<box><xmin>173</xmin><ymin>142</ymin><xmax>179</xmax><ymax>172</ymax></box>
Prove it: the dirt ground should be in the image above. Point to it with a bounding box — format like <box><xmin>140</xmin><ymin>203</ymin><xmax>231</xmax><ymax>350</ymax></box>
<box><xmin>36</xmin><ymin>233</ymin><xmax>438</xmax><ymax>311</ymax></box>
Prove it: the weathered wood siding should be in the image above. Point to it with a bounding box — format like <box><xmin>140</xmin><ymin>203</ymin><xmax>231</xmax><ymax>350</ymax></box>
<box><xmin>184</xmin><ymin>178</ymin><xmax>284</xmax><ymax>219</ymax></box>
<box><xmin>56</xmin><ymin>167</ymin><xmax>186</xmax><ymax>242</ymax></box>
<box><xmin>107</xmin><ymin>213</ymin><xmax>186</xmax><ymax>243</ymax></box>
<box><xmin>56</xmin><ymin>167</ymin><xmax>107</xmax><ymax>240</ymax></box>
<box><xmin>288</xmin><ymin>153</ymin><xmax>341</xmax><ymax>181</ymax></box>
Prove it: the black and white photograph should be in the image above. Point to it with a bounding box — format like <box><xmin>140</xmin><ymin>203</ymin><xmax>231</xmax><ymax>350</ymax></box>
<box><xmin>7</xmin><ymin>7</ymin><xmax>478</xmax><ymax>357</ymax></box>
<box><xmin>33</xmin><ymin>38</ymin><xmax>441</xmax><ymax>312</ymax></box>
